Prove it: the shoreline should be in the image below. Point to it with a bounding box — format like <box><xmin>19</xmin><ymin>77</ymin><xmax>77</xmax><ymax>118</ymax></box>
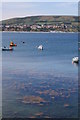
<box><xmin>0</xmin><ymin>31</ymin><xmax>78</xmax><ymax>34</ymax></box>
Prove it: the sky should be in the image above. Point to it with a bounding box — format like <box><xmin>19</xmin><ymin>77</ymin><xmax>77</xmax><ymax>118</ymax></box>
<box><xmin>0</xmin><ymin>1</ymin><xmax>79</xmax><ymax>20</ymax></box>
<box><xmin>1</xmin><ymin>0</ymin><xmax>80</xmax><ymax>2</ymax></box>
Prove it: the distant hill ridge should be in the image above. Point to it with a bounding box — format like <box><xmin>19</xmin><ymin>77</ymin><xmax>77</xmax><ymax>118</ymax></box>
<box><xmin>2</xmin><ymin>15</ymin><xmax>78</xmax><ymax>25</ymax></box>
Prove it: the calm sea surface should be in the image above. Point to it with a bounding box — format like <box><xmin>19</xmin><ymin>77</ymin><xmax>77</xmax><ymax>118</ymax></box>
<box><xmin>2</xmin><ymin>32</ymin><xmax>78</xmax><ymax>118</ymax></box>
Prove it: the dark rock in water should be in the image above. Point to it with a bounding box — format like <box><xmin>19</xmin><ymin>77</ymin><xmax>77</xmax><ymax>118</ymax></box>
<box><xmin>35</xmin><ymin>112</ymin><xmax>43</xmax><ymax>116</ymax></box>
<box><xmin>64</xmin><ymin>103</ymin><xmax>70</xmax><ymax>108</ymax></box>
<box><xmin>21</xmin><ymin>95</ymin><xmax>46</xmax><ymax>104</ymax></box>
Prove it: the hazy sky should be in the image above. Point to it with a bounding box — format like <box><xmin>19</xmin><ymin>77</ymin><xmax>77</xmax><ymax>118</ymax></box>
<box><xmin>1</xmin><ymin>0</ymin><xmax>80</xmax><ymax>2</ymax></box>
<box><xmin>1</xmin><ymin>2</ymin><xmax>78</xmax><ymax>20</ymax></box>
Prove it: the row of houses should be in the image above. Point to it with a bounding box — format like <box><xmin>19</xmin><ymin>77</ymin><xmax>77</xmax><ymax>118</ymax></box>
<box><xmin>0</xmin><ymin>23</ymin><xmax>77</xmax><ymax>32</ymax></box>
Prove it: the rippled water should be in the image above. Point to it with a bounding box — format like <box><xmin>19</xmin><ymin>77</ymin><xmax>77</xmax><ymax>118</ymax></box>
<box><xmin>2</xmin><ymin>32</ymin><xmax>78</xmax><ymax>118</ymax></box>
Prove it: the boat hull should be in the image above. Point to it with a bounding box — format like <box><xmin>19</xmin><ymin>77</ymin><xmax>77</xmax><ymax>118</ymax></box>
<box><xmin>2</xmin><ymin>48</ymin><xmax>13</xmax><ymax>51</ymax></box>
<box><xmin>10</xmin><ymin>44</ymin><xmax>17</xmax><ymax>47</ymax></box>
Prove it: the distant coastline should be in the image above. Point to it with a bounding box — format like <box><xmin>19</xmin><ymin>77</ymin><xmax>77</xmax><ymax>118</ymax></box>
<box><xmin>1</xmin><ymin>16</ymin><xmax>78</xmax><ymax>33</ymax></box>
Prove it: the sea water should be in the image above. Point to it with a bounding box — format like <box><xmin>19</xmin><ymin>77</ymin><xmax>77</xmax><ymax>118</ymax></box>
<box><xmin>2</xmin><ymin>32</ymin><xmax>78</xmax><ymax>118</ymax></box>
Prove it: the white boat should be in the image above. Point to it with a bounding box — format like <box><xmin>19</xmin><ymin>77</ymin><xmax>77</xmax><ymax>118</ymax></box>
<box><xmin>38</xmin><ymin>45</ymin><xmax>43</xmax><ymax>50</ymax></box>
<box><xmin>2</xmin><ymin>46</ymin><xmax>13</xmax><ymax>51</ymax></box>
<box><xmin>72</xmin><ymin>57</ymin><xmax>79</xmax><ymax>63</ymax></box>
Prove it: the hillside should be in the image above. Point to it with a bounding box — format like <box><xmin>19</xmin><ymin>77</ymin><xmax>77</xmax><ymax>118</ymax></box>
<box><xmin>2</xmin><ymin>16</ymin><xmax>78</xmax><ymax>25</ymax></box>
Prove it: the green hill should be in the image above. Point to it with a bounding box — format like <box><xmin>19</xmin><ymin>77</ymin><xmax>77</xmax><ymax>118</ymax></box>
<box><xmin>2</xmin><ymin>16</ymin><xmax>78</xmax><ymax>25</ymax></box>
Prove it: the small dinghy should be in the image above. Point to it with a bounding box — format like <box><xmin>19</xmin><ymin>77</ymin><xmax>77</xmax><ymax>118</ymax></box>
<box><xmin>38</xmin><ymin>45</ymin><xmax>43</xmax><ymax>50</ymax></box>
<box><xmin>72</xmin><ymin>57</ymin><xmax>79</xmax><ymax>64</ymax></box>
<box><xmin>10</xmin><ymin>42</ymin><xmax>17</xmax><ymax>47</ymax></box>
<box><xmin>2</xmin><ymin>46</ymin><xmax>13</xmax><ymax>51</ymax></box>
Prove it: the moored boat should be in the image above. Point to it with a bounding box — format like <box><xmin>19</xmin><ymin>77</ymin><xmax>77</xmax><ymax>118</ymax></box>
<box><xmin>10</xmin><ymin>42</ymin><xmax>17</xmax><ymax>47</ymax></box>
<box><xmin>38</xmin><ymin>45</ymin><xmax>43</xmax><ymax>50</ymax></box>
<box><xmin>72</xmin><ymin>57</ymin><xmax>79</xmax><ymax>64</ymax></box>
<box><xmin>2</xmin><ymin>46</ymin><xmax>13</xmax><ymax>51</ymax></box>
